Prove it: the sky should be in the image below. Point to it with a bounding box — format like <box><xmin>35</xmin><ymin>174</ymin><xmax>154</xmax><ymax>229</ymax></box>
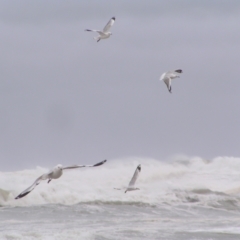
<box><xmin>0</xmin><ymin>0</ymin><xmax>240</xmax><ymax>171</ymax></box>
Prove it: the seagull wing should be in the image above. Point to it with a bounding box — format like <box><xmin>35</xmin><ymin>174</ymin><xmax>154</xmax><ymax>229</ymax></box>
<box><xmin>103</xmin><ymin>17</ymin><xmax>115</xmax><ymax>33</ymax></box>
<box><xmin>163</xmin><ymin>77</ymin><xmax>172</xmax><ymax>93</ymax></box>
<box><xmin>85</xmin><ymin>29</ymin><xmax>102</xmax><ymax>33</ymax></box>
<box><xmin>128</xmin><ymin>165</ymin><xmax>141</xmax><ymax>187</ymax></box>
<box><xmin>15</xmin><ymin>172</ymin><xmax>50</xmax><ymax>199</ymax></box>
<box><xmin>62</xmin><ymin>159</ymin><xmax>107</xmax><ymax>170</ymax></box>
<box><xmin>174</xmin><ymin>69</ymin><xmax>182</xmax><ymax>74</ymax></box>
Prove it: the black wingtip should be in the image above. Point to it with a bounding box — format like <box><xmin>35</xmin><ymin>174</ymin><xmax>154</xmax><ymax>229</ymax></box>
<box><xmin>112</xmin><ymin>17</ymin><xmax>115</xmax><ymax>20</ymax></box>
<box><xmin>15</xmin><ymin>191</ymin><xmax>31</xmax><ymax>200</ymax></box>
<box><xmin>93</xmin><ymin>159</ymin><xmax>107</xmax><ymax>167</ymax></box>
<box><xmin>175</xmin><ymin>69</ymin><xmax>182</xmax><ymax>73</ymax></box>
<box><xmin>85</xmin><ymin>29</ymin><xmax>91</xmax><ymax>32</ymax></box>
<box><xmin>137</xmin><ymin>165</ymin><xmax>141</xmax><ymax>172</ymax></box>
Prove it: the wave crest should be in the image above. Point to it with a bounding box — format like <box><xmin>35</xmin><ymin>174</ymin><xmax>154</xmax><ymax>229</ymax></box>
<box><xmin>1</xmin><ymin>156</ymin><xmax>240</xmax><ymax>209</ymax></box>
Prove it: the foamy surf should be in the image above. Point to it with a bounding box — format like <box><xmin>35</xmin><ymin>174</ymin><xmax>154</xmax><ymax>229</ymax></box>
<box><xmin>1</xmin><ymin>156</ymin><xmax>240</xmax><ymax>209</ymax></box>
<box><xmin>1</xmin><ymin>156</ymin><xmax>240</xmax><ymax>240</ymax></box>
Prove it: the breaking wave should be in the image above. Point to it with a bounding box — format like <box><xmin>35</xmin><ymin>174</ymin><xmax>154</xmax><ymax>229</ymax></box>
<box><xmin>1</xmin><ymin>156</ymin><xmax>240</xmax><ymax>210</ymax></box>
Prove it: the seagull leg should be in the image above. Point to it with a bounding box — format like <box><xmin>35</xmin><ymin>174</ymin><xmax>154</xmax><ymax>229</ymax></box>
<box><xmin>48</xmin><ymin>179</ymin><xmax>52</xmax><ymax>184</ymax></box>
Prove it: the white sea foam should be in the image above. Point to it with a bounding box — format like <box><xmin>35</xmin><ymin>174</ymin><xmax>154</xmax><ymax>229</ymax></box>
<box><xmin>1</xmin><ymin>156</ymin><xmax>240</xmax><ymax>207</ymax></box>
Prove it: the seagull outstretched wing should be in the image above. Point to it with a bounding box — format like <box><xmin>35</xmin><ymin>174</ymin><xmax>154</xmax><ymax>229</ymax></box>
<box><xmin>128</xmin><ymin>164</ymin><xmax>141</xmax><ymax>188</ymax></box>
<box><xmin>85</xmin><ymin>29</ymin><xmax>101</xmax><ymax>33</ymax></box>
<box><xmin>15</xmin><ymin>172</ymin><xmax>50</xmax><ymax>199</ymax></box>
<box><xmin>103</xmin><ymin>17</ymin><xmax>115</xmax><ymax>32</ymax></box>
<box><xmin>62</xmin><ymin>159</ymin><xmax>107</xmax><ymax>170</ymax></box>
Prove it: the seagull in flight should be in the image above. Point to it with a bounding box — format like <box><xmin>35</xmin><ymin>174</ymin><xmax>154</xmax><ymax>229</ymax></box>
<box><xmin>85</xmin><ymin>17</ymin><xmax>115</xmax><ymax>42</ymax></box>
<box><xmin>160</xmin><ymin>69</ymin><xmax>183</xmax><ymax>93</ymax></box>
<box><xmin>15</xmin><ymin>160</ymin><xmax>107</xmax><ymax>199</ymax></box>
<box><xmin>114</xmin><ymin>165</ymin><xmax>141</xmax><ymax>193</ymax></box>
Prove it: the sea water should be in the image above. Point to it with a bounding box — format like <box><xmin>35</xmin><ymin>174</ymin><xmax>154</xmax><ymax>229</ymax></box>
<box><xmin>0</xmin><ymin>156</ymin><xmax>240</xmax><ymax>240</ymax></box>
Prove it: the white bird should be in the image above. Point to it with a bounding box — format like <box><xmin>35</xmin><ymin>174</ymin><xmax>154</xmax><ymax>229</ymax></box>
<box><xmin>160</xmin><ymin>69</ymin><xmax>183</xmax><ymax>93</ymax></box>
<box><xmin>85</xmin><ymin>17</ymin><xmax>115</xmax><ymax>42</ymax></box>
<box><xmin>15</xmin><ymin>160</ymin><xmax>107</xmax><ymax>199</ymax></box>
<box><xmin>114</xmin><ymin>165</ymin><xmax>141</xmax><ymax>193</ymax></box>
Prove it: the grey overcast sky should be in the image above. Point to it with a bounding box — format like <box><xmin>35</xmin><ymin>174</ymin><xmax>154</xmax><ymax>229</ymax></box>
<box><xmin>0</xmin><ymin>0</ymin><xmax>240</xmax><ymax>171</ymax></box>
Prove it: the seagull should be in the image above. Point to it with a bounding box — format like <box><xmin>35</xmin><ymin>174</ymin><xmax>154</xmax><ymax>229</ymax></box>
<box><xmin>114</xmin><ymin>165</ymin><xmax>141</xmax><ymax>193</ymax></box>
<box><xmin>85</xmin><ymin>17</ymin><xmax>115</xmax><ymax>42</ymax></box>
<box><xmin>160</xmin><ymin>69</ymin><xmax>183</xmax><ymax>93</ymax></box>
<box><xmin>15</xmin><ymin>159</ymin><xmax>107</xmax><ymax>199</ymax></box>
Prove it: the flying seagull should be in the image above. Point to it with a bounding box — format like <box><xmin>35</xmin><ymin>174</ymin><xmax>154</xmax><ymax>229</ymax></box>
<box><xmin>114</xmin><ymin>165</ymin><xmax>141</xmax><ymax>193</ymax></box>
<box><xmin>160</xmin><ymin>69</ymin><xmax>183</xmax><ymax>93</ymax></box>
<box><xmin>85</xmin><ymin>17</ymin><xmax>115</xmax><ymax>42</ymax></box>
<box><xmin>15</xmin><ymin>159</ymin><xmax>107</xmax><ymax>199</ymax></box>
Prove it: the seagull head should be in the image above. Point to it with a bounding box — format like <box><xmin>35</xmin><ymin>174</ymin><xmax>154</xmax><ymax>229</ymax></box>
<box><xmin>55</xmin><ymin>164</ymin><xmax>63</xmax><ymax>170</ymax></box>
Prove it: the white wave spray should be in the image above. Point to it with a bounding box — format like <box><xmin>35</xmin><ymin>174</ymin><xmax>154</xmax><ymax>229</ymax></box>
<box><xmin>1</xmin><ymin>156</ymin><xmax>240</xmax><ymax>208</ymax></box>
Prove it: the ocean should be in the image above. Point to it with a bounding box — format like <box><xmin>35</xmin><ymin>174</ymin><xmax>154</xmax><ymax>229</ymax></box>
<box><xmin>1</xmin><ymin>156</ymin><xmax>240</xmax><ymax>240</ymax></box>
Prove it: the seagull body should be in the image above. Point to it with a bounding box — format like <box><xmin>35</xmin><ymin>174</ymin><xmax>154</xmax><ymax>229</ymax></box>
<box><xmin>114</xmin><ymin>165</ymin><xmax>141</xmax><ymax>193</ymax></box>
<box><xmin>15</xmin><ymin>160</ymin><xmax>107</xmax><ymax>199</ymax></box>
<box><xmin>85</xmin><ymin>17</ymin><xmax>115</xmax><ymax>42</ymax></box>
<box><xmin>160</xmin><ymin>69</ymin><xmax>183</xmax><ymax>93</ymax></box>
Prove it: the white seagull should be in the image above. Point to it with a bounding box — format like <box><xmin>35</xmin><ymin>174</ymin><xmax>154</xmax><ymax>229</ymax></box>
<box><xmin>160</xmin><ymin>69</ymin><xmax>183</xmax><ymax>93</ymax></box>
<box><xmin>114</xmin><ymin>165</ymin><xmax>141</xmax><ymax>193</ymax></box>
<box><xmin>85</xmin><ymin>17</ymin><xmax>115</xmax><ymax>42</ymax></box>
<box><xmin>15</xmin><ymin>159</ymin><xmax>107</xmax><ymax>199</ymax></box>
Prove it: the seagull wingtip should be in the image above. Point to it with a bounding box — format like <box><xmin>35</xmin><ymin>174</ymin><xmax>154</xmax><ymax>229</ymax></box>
<box><xmin>137</xmin><ymin>165</ymin><xmax>141</xmax><ymax>171</ymax></box>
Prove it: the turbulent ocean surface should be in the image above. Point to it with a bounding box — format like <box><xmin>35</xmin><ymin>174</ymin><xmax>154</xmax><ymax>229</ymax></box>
<box><xmin>1</xmin><ymin>156</ymin><xmax>240</xmax><ymax>240</ymax></box>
